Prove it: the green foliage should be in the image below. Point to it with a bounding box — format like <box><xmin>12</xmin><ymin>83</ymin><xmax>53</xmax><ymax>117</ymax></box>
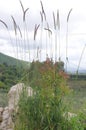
<box><xmin>14</xmin><ymin>60</ymin><xmax>71</xmax><ymax>130</ymax></box>
<box><xmin>0</xmin><ymin>81</ymin><xmax>6</xmax><ymax>89</ymax></box>
<box><xmin>0</xmin><ymin>63</ymin><xmax>27</xmax><ymax>92</ymax></box>
<box><xmin>0</xmin><ymin>52</ymin><xmax>28</xmax><ymax>67</ymax></box>
<box><xmin>68</xmin><ymin>116</ymin><xmax>84</xmax><ymax>130</ymax></box>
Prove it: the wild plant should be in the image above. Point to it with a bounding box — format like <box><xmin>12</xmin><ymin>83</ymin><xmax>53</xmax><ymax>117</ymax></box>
<box><xmin>14</xmin><ymin>59</ymin><xmax>71</xmax><ymax>130</ymax></box>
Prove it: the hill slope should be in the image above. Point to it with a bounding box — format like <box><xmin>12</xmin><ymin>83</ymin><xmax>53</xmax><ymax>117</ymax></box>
<box><xmin>0</xmin><ymin>53</ymin><xmax>29</xmax><ymax>67</ymax></box>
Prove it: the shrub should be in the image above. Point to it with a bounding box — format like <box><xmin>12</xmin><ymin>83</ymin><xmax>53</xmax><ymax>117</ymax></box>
<box><xmin>14</xmin><ymin>59</ymin><xmax>71</xmax><ymax>130</ymax></box>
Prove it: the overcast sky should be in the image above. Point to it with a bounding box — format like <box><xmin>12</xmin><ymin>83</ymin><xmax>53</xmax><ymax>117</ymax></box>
<box><xmin>0</xmin><ymin>0</ymin><xmax>86</xmax><ymax>72</ymax></box>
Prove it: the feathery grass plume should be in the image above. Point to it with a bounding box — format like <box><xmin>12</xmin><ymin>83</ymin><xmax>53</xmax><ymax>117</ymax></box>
<box><xmin>19</xmin><ymin>0</ymin><xmax>30</xmax><ymax>61</ymax></box>
<box><xmin>34</xmin><ymin>24</ymin><xmax>40</xmax><ymax>41</ymax></box>
<box><xmin>44</xmin><ymin>23</ymin><xmax>52</xmax><ymax>37</ymax></box>
<box><xmin>57</xmin><ymin>10</ymin><xmax>60</xmax><ymax>30</ymax></box>
<box><xmin>44</xmin><ymin>28</ymin><xmax>52</xmax><ymax>36</ymax></box>
<box><xmin>23</xmin><ymin>8</ymin><xmax>29</xmax><ymax>22</ymax></box>
<box><xmin>40</xmin><ymin>0</ymin><xmax>46</xmax><ymax>21</ymax></box>
<box><xmin>67</xmin><ymin>8</ymin><xmax>73</xmax><ymax>23</ymax></box>
<box><xmin>19</xmin><ymin>0</ymin><xmax>24</xmax><ymax>12</ymax></box>
<box><xmin>40</xmin><ymin>1</ymin><xmax>48</xmax><ymax>60</ymax></box>
<box><xmin>33</xmin><ymin>24</ymin><xmax>40</xmax><ymax>60</ymax></box>
<box><xmin>66</xmin><ymin>8</ymin><xmax>73</xmax><ymax>72</ymax></box>
<box><xmin>43</xmin><ymin>9</ymin><xmax>46</xmax><ymax>21</ymax></box>
<box><xmin>76</xmin><ymin>44</ymin><xmax>86</xmax><ymax>75</ymax></box>
<box><xmin>40</xmin><ymin>0</ymin><xmax>44</xmax><ymax>14</ymax></box>
<box><xmin>0</xmin><ymin>19</ymin><xmax>8</xmax><ymax>29</ymax></box>
<box><xmin>19</xmin><ymin>0</ymin><xmax>29</xmax><ymax>22</ymax></box>
<box><xmin>11</xmin><ymin>16</ymin><xmax>20</xmax><ymax>60</ymax></box>
<box><xmin>11</xmin><ymin>16</ymin><xmax>17</xmax><ymax>35</ymax></box>
<box><xmin>40</xmin><ymin>11</ymin><xmax>43</xmax><ymax>22</ymax></box>
<box><xmin>53</xmin><ymin>12</ymin><xmax>56</xmax><ymax>30</ymax></box>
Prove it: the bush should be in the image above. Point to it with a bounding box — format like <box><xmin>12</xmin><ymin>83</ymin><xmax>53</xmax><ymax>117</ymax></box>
<box><xmin>14</xmin><ymin>60</ymin><xmax>71</xmax><ymax>130</ymax></box>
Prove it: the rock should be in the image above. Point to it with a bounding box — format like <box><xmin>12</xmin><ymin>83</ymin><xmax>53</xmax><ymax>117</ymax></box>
<box><xmin>8</xmin><ymin>83</ymin><xmax>33</xmax><ymax>113</ymax></box>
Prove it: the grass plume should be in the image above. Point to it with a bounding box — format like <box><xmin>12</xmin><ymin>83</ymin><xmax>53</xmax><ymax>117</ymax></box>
<box><xmin>0</xmin><ymin>19</ymin><xmax>8</xmax><ymax>29</ymax></box>
<box><xmin>19</xmin><ymin>0</ymin><xmax>29</xmax><ymax>21</ymax></box>
<box><xmin>11</xmin><ymin>16</ymin><xmax>17</xmax><ymax>35</ymax></box>
<box><xmin>53</xmin><ymin>12</ymin><xmax>56</xmax><ymax>30</ymax></box>
<box><xmin>34</xmin><ymin>24</ymin><xmax>40</xmax><ymax>41</ymax></box>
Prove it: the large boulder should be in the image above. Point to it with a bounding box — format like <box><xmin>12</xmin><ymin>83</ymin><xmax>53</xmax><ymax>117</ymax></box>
<box><xmin>8</xmin><ymin>83</ymin><xmax>33</xmax><ymax>113</ymax></box>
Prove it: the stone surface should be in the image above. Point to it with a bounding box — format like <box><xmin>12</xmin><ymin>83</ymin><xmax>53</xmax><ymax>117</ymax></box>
<box><xmin>8</xmin><ymin>83</ymin><xmax>33</xmax><ymax>113</ymax></box>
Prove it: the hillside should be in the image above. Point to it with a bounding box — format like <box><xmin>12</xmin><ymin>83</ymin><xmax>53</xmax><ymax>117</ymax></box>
<box><xmin>0</xmin><ymin>52</ymin><xmax>29</xmax><ymax>67</ymax></box>
<box><xmin>0</xmin><ymin>53</ymin><xmax>30</xmax><ymax>92</ymax></box>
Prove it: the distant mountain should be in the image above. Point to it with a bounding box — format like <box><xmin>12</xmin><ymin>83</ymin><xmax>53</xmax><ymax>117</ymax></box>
<box><xmin>0</xmin><ymin>53</ymin><xmax>29</xmax><ymax>67</ymax></box>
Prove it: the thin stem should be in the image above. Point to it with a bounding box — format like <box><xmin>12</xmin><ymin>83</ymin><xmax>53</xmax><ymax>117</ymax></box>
<box><xmin>77</xmin><ymin>44</ymin><xmax>86</xmax><ymax>74</ymax></box>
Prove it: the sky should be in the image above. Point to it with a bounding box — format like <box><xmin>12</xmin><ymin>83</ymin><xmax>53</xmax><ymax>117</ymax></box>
<box><xmin>0</xmin><ymin>0</ymin><xmax>86</xmax><ymax>72</ymax></box>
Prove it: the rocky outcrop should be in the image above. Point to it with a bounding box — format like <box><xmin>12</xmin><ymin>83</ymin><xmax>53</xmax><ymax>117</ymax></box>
<box><xmin>0</xmin><ymin>83</ymin><xmax>33</xmax><ymax>130</ymax></box>
<box><xmin>8</xmin><ymin>83</ymin><xmax>33</xmax><ymax>113</ymax></box>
